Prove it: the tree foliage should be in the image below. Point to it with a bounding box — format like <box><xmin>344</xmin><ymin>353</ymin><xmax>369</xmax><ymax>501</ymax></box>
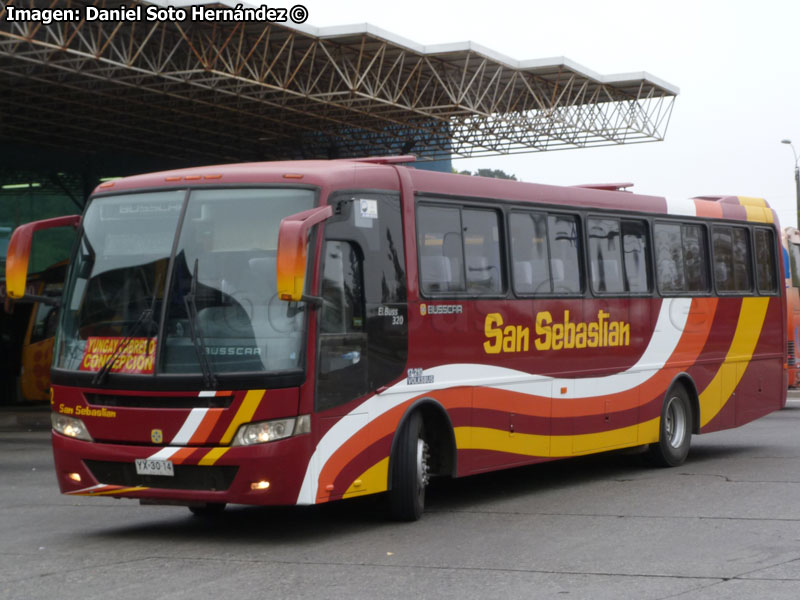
<box><xmin>456</xmin><ymin>168</ymin><xmax>517</xmax><ymax>180</ymax></box>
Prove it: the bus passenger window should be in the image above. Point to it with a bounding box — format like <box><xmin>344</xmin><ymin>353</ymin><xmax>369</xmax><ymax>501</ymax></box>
<box><xmin>682</xmin><ymin>224</ymin><xmax>709</xmax><ymax>292</ymax></box>
<box><xmin>655</xmin><ymin>223</ymin><xmax>686</xmax><ymax>292</ymax></box>
<box><xmin>510</xmin><ymin>212</ymin><xmax>551</xmax><ymax>294</ymax></box>
<box><xmin>754</xmin><ymin>228</ymin><xmax>778</xmax><ymax>293</ymax></box>
<box><xmin>713</xmin><ymin>226</ymin><xmax>752</xmax><ymax>293</ymax></box>
<box><xmin>655</xmin><ymin>222</ymin><xmax>709</xmax><ymax>294</ymax></box>
<box><xmin>622</xmin><ymin>220</ymin><xmax>651</xmax><ymax>293</ymax></box>
<box><xmin>732</xmin><ymin>228</ymin><xmax>752</xmax><ymax>291</ymax></box>
<box><xmin>417</xmin><ymin>205</ymin><xmax>465</xmax><ymax>294</ymax></box>
<box><xmin>547</xmin><ymin>214</ymin><xmax>581</xmax><ymax>294</ymax></box>
<box><xmin>462</xmin><ymin>209</ymin><xmax>502</xmax><ymax>294</ymax></box>
<box><xmin>588</xmin><ymin>218</ymin><xmax>624</xmax><ymax>294</ymax></box>
<box><xmin>713</xmin><ymin>228</ymin><xmax>734</xmax><ymax>291</ymax></box>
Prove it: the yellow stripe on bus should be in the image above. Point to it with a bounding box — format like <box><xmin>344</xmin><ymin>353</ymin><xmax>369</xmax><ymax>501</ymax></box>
<box><xmin>343</xmin><ymin>457</ymin><xmax>389</xmax><ymax>498</ymax></box>
<box><xmin>82</xmin><ymin>486</ymin><xmax>148</xmax><ymax>496</ymax></box>
<box><xmin>219</xmin><ymin>389</ymin><xmax>265</xmax><ymax>444</ymax></box>
<box><xmin>454</xmin><ymin>419</ymin><xmax>660</xmax><ymax>459</ymax></box>
<box><xmin>739</xmin><ymin>197</ymin><xmax>773</xmax><ymax>223</ymax></box>
<box><xmin>743</xmin><ymin>205</ymin><xmax>773</xmax><ymax>223</ymax></box>
<box><xmin>699</xmin><ymin>297</ymin><xmax>770</xmax><ymax>426</ymax></box>
<box><xmin>199</xmin><ymin>447</ymin><xmax>229</xmax><ymax>466</ymax></box>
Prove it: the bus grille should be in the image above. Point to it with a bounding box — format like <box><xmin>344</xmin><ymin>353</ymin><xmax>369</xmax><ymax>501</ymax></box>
<box><xmin>789</xmin><ymin>342</ymin><xmax>796</xmax><ymax>367</ymax></box>
<box><xmin>85</xmin><ymin>394</ymin><xmax>234</xmax><ymax>409</ymax></box>
<box><xmin>85</xmin><ymin>460</ymin><xmax>238</xmax><ymax>491</ymax></box>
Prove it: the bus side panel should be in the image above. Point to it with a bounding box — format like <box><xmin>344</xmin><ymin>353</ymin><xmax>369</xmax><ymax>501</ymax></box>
<box><xmin>698</xmin><ymin>296</ymin><xmax>781</xmax><ymax>432</ymax></box>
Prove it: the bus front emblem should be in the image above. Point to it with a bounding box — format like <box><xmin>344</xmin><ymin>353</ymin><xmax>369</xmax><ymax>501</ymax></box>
<box><xmin>151</xmin><ymin>429</ymin><xmax>163</xmax><ymax>444</ymax></box>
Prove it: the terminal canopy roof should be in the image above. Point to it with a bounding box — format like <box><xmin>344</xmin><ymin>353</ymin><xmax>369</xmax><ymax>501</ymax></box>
<box><xmin>0</xmin><ymin>0</ymin><xmax>678</xmax><ymax>164</ymax></box>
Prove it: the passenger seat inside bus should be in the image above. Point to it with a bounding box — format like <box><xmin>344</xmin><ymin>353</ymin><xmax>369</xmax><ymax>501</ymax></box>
<box><xmin>421</xmin><ymin>255</ymin><xmax>454</xmax><ymax>293</ymax></box>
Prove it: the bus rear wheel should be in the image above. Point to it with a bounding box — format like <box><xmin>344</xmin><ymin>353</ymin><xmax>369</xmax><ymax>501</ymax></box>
<box><xmin>388</xmin><ymin>411</ymin><xmax>430</xmax><ymax>521</ymax></box>
<box><xmin>648</xmin><ymin>385</ymin><xmax>693</xmax><ymax>467</ymax></box>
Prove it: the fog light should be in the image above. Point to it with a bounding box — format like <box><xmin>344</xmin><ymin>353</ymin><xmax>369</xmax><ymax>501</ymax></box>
<box><xmin>67</xmin><ymin>472</ymin><xmax>82</xmax><ymax>483</ymax></box>
<box><xmin>250</xmin><ymin>480</ymin><xmax>270</xmax><ymax>491</ymax></box>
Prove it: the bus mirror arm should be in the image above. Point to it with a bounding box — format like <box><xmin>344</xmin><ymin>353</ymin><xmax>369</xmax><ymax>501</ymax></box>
<box><xmin>7</xmin><ymin>294</ymin><xmax>61</xmax><ymax>307</ymax></box>
<box><xmin>300</xmin><ymin>295</ymin><xmax>323</xmax><ymax>309</ymax></box>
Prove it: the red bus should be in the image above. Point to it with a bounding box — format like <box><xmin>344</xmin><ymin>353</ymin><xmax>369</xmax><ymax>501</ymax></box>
<box><xmin>782</xmin><ymin>227</ymin><xmax>800</xmax><ymax>388</ymax></box>
<box><xmin>5</xmin><ymin>157</ymin><xmax>786</xmax><ymax>520</ymax></box>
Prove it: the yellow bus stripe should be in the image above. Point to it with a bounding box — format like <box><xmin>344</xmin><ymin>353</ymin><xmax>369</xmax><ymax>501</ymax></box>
<box><xmin>743</xmin><ymin>204</ymin><xmax>772</xmax><ymax>223</ymax></box>
<box><xmin>220</xmin><ymin>389</ymin><xmax>265</xmax><ymax>444</ymax></box>
<box><xmin>81</xmin><ymin>486</ymin><xmax>148</xmax><ymax>496</ymax></box>
<box><xmin>343</xmin><ymin>457</ymin><xmax>389</xmax><ymax>498</ymax></box>
<box><xmin>738</xmin><ymin>197</ymin><xmax>772</xmax><ymax>223</ymax></box>
<box><xmin>737</xmin><ymin>196</ymin><xmax>767</xmax><ymax>207</ymax></box>
<box><xmin>199</xmin><ymin>447</ymin><xmax>229</xmax><ymax>466</ymax></box>
<box><xmin>699</xmin><ymin>297</ymin><xmax>770</xmax><ymax>426</ymax></box>
<box><xmin>454</xmin><ymin>420</ymin><xmax>659</xmax><ymax>459</ymax></box>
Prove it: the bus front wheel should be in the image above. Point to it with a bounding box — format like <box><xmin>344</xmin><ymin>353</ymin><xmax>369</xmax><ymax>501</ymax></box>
<box><xmin>189</xmin><ymin>502</ymin><xmax>226</xmax><ymax>518</ymax></box>
<box><xmin>388</xmin><ymin>411</ymin><xmax>430</xmax><ymax>521</ymax></box>
<box><xmin>648</xmin><ymin>385</ymin><xmax>693</xmax><ymax>467</ymax></box>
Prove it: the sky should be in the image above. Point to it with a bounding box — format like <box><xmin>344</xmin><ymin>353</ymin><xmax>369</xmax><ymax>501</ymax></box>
<box><xmin>285</xmin><ymin>0</ymin><xmax>800</xmax><ymax>228</ymax></box>
<box><xmin>166</xmin><ymin>0</ymin><xmax>800</xmax><ymax>226</ymax></box>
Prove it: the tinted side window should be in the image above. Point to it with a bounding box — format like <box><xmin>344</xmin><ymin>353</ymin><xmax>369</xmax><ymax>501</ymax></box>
<box><xmin>713</xmin><ymin>227</ymin><xmax>735</xmax><ymax>292</ymax></box>
<box><xmin>548</xmin><ymin>214</ymin><xmax>582</xmax><ymax>294</ymax></box>
<box><xmin>463</xmin><ymin>208</ymin><xmax>503</xmax><ymax>294</ymax></box>
<box><xmin>319</xmin><ymin>241</ymin><xmax>365</xmax><ymax>336</ymax></box>
<box><xmin>417</xmin><ymin>205</ymin><xmax>465</xmax><ymax>294</ymax></box>
<box><xmin>588</xmin><ymin>218</ymin><xmax>624</xmax><ymax>293</ymax></box>
<box><xmin>317</xmin><ymin>240</ymin><xmax>368</xmax><ymax>410</ymax></box>
<box><xmin>655</xmin><ymin>222</ymin><xmax>709</xmax><ymax>294</ymax></box>
<box><xmin>622</xmin><ymin>220</ymin><xmax>650</xmax><ymax>293</ymax></box>
<box><xmin>754</xmin><ymin>228</ymin><xmax>778</xmax><ymax>292</ymax></box>
<box><xmin>713</xmin><ymin>226</ymin><xmax>752</xmax><ymax>293</ymax></box>
<box><xmin>732</xmin><ymin>228</ymin><xmax>752</xmax><ymax>291</ymax></box>
<box><xmin>682</xmin><ymin>224</ymin><xmax>709</xmax><ymax>292</ymax></box>
<box><xmin>509</xmin><ymin>212</ymin><xmax>551</xmax><ymax>294</ymax></box>
<box><xmin>655</xmin><ymin>223</ymin><xmax>686</xmax><ymax>292</ymax></box>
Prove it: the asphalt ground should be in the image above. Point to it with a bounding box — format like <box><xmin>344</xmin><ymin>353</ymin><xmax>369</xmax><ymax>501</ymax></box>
<box><xmin>3</xmin><ymin>391</ymin><xmax>800</xmax><ymax>599</ymax></box>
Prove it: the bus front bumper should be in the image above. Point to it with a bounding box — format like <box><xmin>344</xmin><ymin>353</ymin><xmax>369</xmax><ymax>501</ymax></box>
<box><xmin>51</xmin><ymin>430</ymin><xmax>314</xmax><ymax>507</ymax></box>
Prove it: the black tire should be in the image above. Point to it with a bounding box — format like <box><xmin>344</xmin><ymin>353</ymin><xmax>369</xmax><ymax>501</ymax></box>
<box><xmin>647</xmin><ymin>384</ymin><xmax>693</xmax><ymax>467</ymax></box>
<box><xmin>189</xmin><ymin>502</ymin><xmax>226</xmax><ymax>517</ymax></box>
<box><xmin>388</xmin><ymin>411</ymin><xmax>429</xmax><ymax>521</ymax></box>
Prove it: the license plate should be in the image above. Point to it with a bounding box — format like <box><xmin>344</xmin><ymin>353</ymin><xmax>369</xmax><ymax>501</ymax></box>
<box><xmin>135</xmin><ymin>458</ymin><xmax>174</xmax><ymax>477</ymax></box>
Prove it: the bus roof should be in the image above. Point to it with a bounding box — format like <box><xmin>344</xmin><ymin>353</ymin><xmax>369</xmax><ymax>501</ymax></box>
<box><xmin>92</xmin><ymin>157</ymin><xmax>774</xmax><ymax>224</ymax></box>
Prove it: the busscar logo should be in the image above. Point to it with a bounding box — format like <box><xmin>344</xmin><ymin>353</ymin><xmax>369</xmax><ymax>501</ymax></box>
<box><xmin>420</xmin><ymin>303</ymin><xmax>462</xmax><ymax>316</ymax></box>
<box><xmin>151</xmin><ymin>429</ymin><xmax>164</xmax><ymax>444</ymax></box>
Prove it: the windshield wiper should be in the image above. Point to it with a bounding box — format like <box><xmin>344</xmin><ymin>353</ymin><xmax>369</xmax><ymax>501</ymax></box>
<box><xmin>91</xmin><ymin>307</ymin><xmax>156</xmax><ymax>385</ymax></box>
<box><xmin>184</xmin><ymin>258</ymin><xmax>217</xmax><ymax>389</ymax></box>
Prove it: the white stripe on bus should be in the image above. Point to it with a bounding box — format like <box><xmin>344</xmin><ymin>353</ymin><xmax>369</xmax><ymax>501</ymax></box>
<box><xmin>296</xmin><ymin>297</ymin><xmax>692</xmax><ymax>504</ymax></box>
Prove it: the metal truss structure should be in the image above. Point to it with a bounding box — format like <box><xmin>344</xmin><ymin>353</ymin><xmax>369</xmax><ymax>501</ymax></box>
<box><xmin>0</xmin><ymin>0</ymin><xmax>678</xmax><ymax>163</ymax></box>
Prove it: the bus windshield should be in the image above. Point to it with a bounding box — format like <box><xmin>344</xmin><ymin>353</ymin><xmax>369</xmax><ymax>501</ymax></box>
<box><xmin>55</xmin><ymin>187</ymin><xmax>315</xmax><ymax>376</ymax></box>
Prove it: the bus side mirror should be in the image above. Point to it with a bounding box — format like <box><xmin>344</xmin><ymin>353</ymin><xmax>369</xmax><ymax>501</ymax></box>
<box><xmin>5</xmin><ymin>215</ymin><xmax>81</xmax><ymax>300</ymax></box>
<box><xmin>276</xmin><ymin>205</ymin><xmax>333</xmax><ymax>302</ymax></box>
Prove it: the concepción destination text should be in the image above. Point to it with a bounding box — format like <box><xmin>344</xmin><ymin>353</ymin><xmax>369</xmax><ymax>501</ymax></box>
<box><xmin>4</xmin><ymin>4</ymin><xmax>310</xmax><ymax>26</ymax></box>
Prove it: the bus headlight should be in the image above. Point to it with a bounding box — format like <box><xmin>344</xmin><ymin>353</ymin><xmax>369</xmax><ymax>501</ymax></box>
<box><xmin>51</xmin><ymin>413</ymin><xmax>93</xmax><ymax>442</ymax></box>
<box><xmin>232</xmin><ymin>415</ymin><xmax>310</xmax><ymax>446</ymax></box>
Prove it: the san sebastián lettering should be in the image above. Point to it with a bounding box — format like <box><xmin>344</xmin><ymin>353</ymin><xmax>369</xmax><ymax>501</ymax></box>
<box><xmin>483</xmin><ymin>310</ymin><xmax>631</xmax><ymax>354</ymax></box>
